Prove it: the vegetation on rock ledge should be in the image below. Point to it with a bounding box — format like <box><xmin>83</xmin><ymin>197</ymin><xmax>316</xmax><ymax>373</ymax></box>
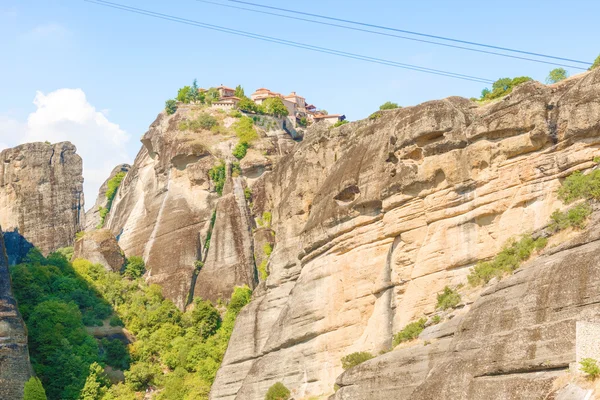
<box><xmin>341</xmin><ymin>352</ymin><xmax>374</xmax><ymax>370</ymax></box>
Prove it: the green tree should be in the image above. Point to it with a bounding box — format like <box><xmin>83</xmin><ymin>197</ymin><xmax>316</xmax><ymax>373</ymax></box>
<box><xmin>436</xmin><ymin>286</ymin><xmax>461</xmax><ymax>310</ymax></box>
<box><xmin>546</xmin><ymin>68</ymin><xmax>568</xmax><ymax>84</ymax></box>
<box><xmin>234</xmin><ymin>85</ymin><xmax>245</xmax><ymax>98</ymax></box>
<box><xmin>23</xmin><ymin>377</ymin><xmax>47</xmax><ymax>400</ymax></box>
<box><xmin>481</xmin><ymin>76</ymin><xmax>533</xmax><ymax>100</ymax></box>
<box><xmin>590</xmin><ymin>54</ymin><xmax>600</xmax><ymax>71</ymax></box>
<box><xmin>124</xmin><ymin>256</ymin><xmax>145</xmax><ymax>279</ymax></box>
<box><xmin>80</xmin><ymin>362</ymin><xmax>109</xmax><ymax>400</ymax></box>
<box><xmin>165</xmin><ymin>99</ymin><xmax>177</xmax><ymax>115</ymax></box>
<box><xmin>265</xmin><ymin>382</ymin><xmax>291</xmax><ymax>400</ymax></box>
<box><xmin>263</xmin><ymin>97</ymin><xmax>289</xmax><ymax>117</ymax></box>
<box><xmin>238</xmin><ymin>97</ymin><xmax>258</xmax><ymax>113</ymax></box>
<box><xmin>233</xmin><ymin>116</ymin><xmax>258</xmax><ymax>143</ymax></box>
<box><xmin>177</xmin><ymin>86</ymin><xmax>192</xmax><ymax>103</ymax></box>
<box><xmin>379</xmin><ymin>101</ymin><xmax>400</xmax><ymax>110</ymax></box>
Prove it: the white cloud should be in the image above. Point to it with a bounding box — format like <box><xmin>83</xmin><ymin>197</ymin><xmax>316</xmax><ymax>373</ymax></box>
<box><xmin>0</xmin><ymin>89</ymin><xmax>132</xmax><ymax>210</ymax></box>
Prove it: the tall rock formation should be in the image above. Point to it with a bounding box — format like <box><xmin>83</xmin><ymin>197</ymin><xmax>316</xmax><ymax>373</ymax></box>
<box><xmin>210</xmin><ymin>69</ymin><xmax>600</xmax><ymax>399</ymax></box>
<box><xmin>85</xmin><ymin>163</ymin><xmax>130</xmax><ymax>231</ymax></box>
<box><xmin>0</xmin><ymin>226</ymin><xmax>32</xmax><ymax>399</ymax></box>
<box><xmin>0</xmin><ymin>142</ymin><xmax>84</xmax><ymax>262</ymax></box>
<box><xmin>104</xmin><ymin>106</ymin><xmax>290</xmax><ymax>309</ymax></box>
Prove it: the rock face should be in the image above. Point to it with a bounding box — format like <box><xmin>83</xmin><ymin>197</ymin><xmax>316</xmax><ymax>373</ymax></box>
<box><xmin>105</xmin><ymin>106</ymin><xmax>290</xmax><ymax>309</ymax></box>
<box><xmin>333</xmin><ymin>211</ymin><xmax>600</xmax><ymax>400</ymax></box>
<box><xmin>0</xmin><ymin>142</ymin><xmax>84</xmax><ymax>262</ymax></box>
<box><xmin>85</xmin><ymin>163</ymin><xmax>130</xmax><ymax>232</ymax></box>
<box><xmin>193</xmin><ymin>175</ymin><xmax>257</xmax><ymax>302</ymax></box>
<box><xmin>0</xmin><ymin>226</ymin><xmax>32</xmax><ymax>399</ymax></box>
<box><xmin>73</xmin><ymin>229</ymin><xmax>126</xmax><ymax>272</ymax></box>
<box><xmin>211</xmin><ymin>69</ymin><xmax>600</xmax><ymax>399</ymax></box>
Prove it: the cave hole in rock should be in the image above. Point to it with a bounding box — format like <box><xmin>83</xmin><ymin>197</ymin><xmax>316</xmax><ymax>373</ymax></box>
<box><xmin>334</xmin><ymin>185</ymin><xmax>361</xmax><ymax>205</ymax></box>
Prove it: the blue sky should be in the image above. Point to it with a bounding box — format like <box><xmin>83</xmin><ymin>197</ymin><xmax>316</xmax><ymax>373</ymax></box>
<box><xmin>1</xmin><ymin>0</ymin><xmax>598</xmax><ymax>203</ymax></box>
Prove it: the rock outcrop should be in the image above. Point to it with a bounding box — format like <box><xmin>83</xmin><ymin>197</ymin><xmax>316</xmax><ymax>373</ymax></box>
<box><xmin>73</xmin><ymin>229</ymin><xmax>126</xmax><ymax>272</ymax></box>
<box><xmin>105</xmin><ymin>106</ymin><xmax>292</xmax><ymax>309</ymax></box>
<box><xmin>0</xmin><ymin>226</ymin><xmax>32</xmax><ymax>399</ymax></box>
<box><xmin>85</xmin><ymin>163</ymin><xmax>130</xmax><ymax>232</ymax></box>
<box><xmin>211</xmin><ymin>69</ymin><xmax>600</xmax><ymax>399</ymax></box>
<box><xmin>0</xmin><ymin>142</ymin><xmax>84</xmax><ymax>262</ymax></box>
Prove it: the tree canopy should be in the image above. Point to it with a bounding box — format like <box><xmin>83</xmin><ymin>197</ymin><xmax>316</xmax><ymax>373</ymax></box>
<box><xmin>546</xmin><ymin>68</ymin><xmax>568</xmax><ymax>84</ymax></box>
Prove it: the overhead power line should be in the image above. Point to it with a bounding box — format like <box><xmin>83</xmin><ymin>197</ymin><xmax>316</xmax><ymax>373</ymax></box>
<box><xmin>225</xmin><ymin>0</ymin><xmax>592</xmax><ymax>67</ymax></box>
<box><xmin>197</xmin><ymin>0</ymin><xmax>587</xmax><ymax>71</ymax></box>
<box><xmin>84</xmin><ymin>0</ymin><xmax>495</xmax><ymax>84</ymax></box>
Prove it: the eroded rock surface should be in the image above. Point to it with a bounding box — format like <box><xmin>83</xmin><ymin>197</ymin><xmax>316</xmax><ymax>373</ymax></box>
<box><xmin>0</xmin><ymin>226</ymin><xmax>32</xmax><ymax>399</ymax></box>
<box><xmin>211</xmin><ymin>69</ymin><xmax>600</xmax><ymax>399</ymax></box>
<box><xmin>0</xmin><ymin>142</ymin><xmax>84</xmax><ymax>262</ymax></box>
<box><xmin>85</xmin><ymin>163</ymin><xmax>130</xmax><ymax>231</ymax></box>
<box><xmin>106</xmin><ymin>106</ymin><xmax>294</xmax><ymax>308</ymax></box>
<box><xmin>73</xmin><ymin>229</ymin><xmax>125</xmax><ymax>272</ymax></box>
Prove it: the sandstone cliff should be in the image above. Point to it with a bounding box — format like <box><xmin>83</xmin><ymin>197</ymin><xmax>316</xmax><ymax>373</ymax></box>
<box><xmin>0</xmin><ymin>226</ymin><xmax>32</xmax><ymax>399</ymax></box>
<box><xmin>85</xmin><ymin>163</ymin><xmax>130</xmax><ymax>231</ymax></box>
<box><xmin>103</xmin><ymin>106</ymin><xmax>295</xmax><ymax>309</ymax></box>
<box><xmin>210</xmin><ymin>69</ymin><xmax>600</xmax><ymax>399</ymax></box>
<box><xmin>0</xmin><ymin>142</ymin><xmax>84</xmax><ymax>262</ymax></box>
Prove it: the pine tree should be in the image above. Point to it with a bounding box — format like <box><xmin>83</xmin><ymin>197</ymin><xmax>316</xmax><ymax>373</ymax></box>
<box><xmin>80</xmin><ymin>362</ymin><xmax>110</xmax><ymax>400</ymax></box>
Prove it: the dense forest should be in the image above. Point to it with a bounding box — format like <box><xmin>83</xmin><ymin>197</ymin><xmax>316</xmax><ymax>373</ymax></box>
<box><xmin>10</xmin><ymin>248</ymin><xmax>252</xmax><ymax>400</ymax></box>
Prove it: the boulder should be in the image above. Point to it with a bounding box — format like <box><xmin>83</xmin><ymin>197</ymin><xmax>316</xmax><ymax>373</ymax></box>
<box><xmin>73</xmin><ymin>229</ymin><xmax>125</xmax><ymax>272</ymax></box>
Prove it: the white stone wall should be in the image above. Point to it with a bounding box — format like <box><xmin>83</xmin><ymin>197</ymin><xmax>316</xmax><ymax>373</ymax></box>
<box><xmin>576</xmin><ymin>321</ymin><xmax>600</xmax><ymax>363</ymax></box>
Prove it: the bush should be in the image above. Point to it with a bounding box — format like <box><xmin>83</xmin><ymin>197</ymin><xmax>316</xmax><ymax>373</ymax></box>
<box><xmin>379</xmin><ymin>101</ymin><xmax>400</xmax><ymax>110</ymax></box>
<box><xmin>209</xmin><ymin>162</ymin><xmax>227</xmax><ymax>195</ymax></box>
<box><xmin>106</xmin><ymin>172</ymin><xmax>126</xmax><ymax>204</ymax></box>
<box><xmin>369</xmin><ymin>111</ymin><xmax>383</xmax><ymax>120</ymax></box>
<box><xmin>297</xmin><ymin>117</ymin><xmax>308</xmax><ymax>127</ymax></box>
<box><xmin>265</xmin><ymin>382</ymin><xmax>291</xmax><ymax>400</ymax></box>
<box><xmin>229</xmin><ymin>109</ymin><xmax>243</xmax><ymax>118</ymax></box>
<box><xmin>244</xmin><ymin>187</ymin><xmax>252</xmax><ymax>201</ymax></box>
<box><xmin>549</xmin><ymin>203</ymin><xmax>592</xmax><ymax>232</ymax></box>
<box><xmin>431</xmin><ymin>315</ymin><xmax>441</xmax><ymax>325</ymax></box>
<box><xmin>558</xmin><ymin>170</ymin><xmax>600</xmax><ymax>203</ymax></box>
<box><xmin>263</xmin><ymin>243</ymin><xmax>273</xmax><ymax>257</ymax></box>
<box><xmin>480</xmin><ymin>76</ymin><xmax>533</xmax><ymax>100</ymax></box>
<box><xmin>341</xmin><ymin>351</ymin><xmax>374</xmax><ymax>370</ymax></box>
<box><xmin>546</xmin><ymin>68</ymin><xmax>568</xmax><ymax>84</ymax></box>
<box><xmin>257</xmin><ymin>259</ymin><xmax>268</xmax><ymax>281</ymax></box>
<box><xmin>393</xmin><ymin>318</ymin><xmax>426</xmax><ymax>347</ymax></box>
<box><xmin>436</xmin><ymin>286</ymin><xmax>461</xmax><ymax>310</ymax></box>
<box><xmin>124</xmin><ymin>256</ymin><xmax>146</xmax><ymax>279</ymax></box>
<box><xmin>197</xmin><ymin>113</ymin><xmax>218</xmax><ymax>130</ymax></box>
<box><xmin>467</xmin><ymin>235</ymin><xmax>547</xmax><ymax>286</ymax></box>
<box><xmin>580</xmin><ymin>358</ymin><xmax>600</xmax><ymax>379</ymax></box>
<box><xmin>233</xmin><ymin>142</ymin><xmax>249</xmax><ymax>160</ymax></box>
<box><xmin>233</xmin><ymin>116</ymin><xmax>258</xmax><ymax>143</ymax></box>
<box><xmin>24</xmin><ymin>377</ymin><xmax>47</xmax><ymax>400</ymax></box>
<box><xmin>257</xmin><ymin>211</ymin><xmax>272</xmax><ymax>228</ymax></box>
<box><xmin>165</xmin><ymin>99</ymin><xmax>177</xmax><ymax>115</ymax></box>
<box><xmin>590</xmin><ymin>55</ymin><xmax>600</xmax><ymax>71</ymax></box>
<box><xmin>331</xmin><ymin>120</ymin><xmax>349</xmax><ymax>128</ymax></box>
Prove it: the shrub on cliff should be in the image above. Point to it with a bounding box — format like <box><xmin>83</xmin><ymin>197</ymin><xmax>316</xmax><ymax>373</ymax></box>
<box><xmin>165</xmin><ymin>99</ymin><xmax>177</xmax><ymax>115</ymax></box>
<box><xmin>341</xmin><ymin>352</ymin><xmax>374</xmax><ymax>370</ymax></box>
<box><xmin>393</xmin><ymin>318</ymin><xmax>426</xmax><ymax>347</ymax></box>
<box><xmin>467</xmin><ymin>235</ymin><xmax>547</xmax><ymax>286</ymax></box>
<box><xmin>233</xmin><ymin>116</ymin><xmax>258</xmax><ymax>143</ymax></box>
<box><xmin>265</xmin><ymin>382</ymin><xmax>291</xmax><ymax>400</ymax></box>
<box><xmin>580</xmin><ymin>358</ymin><xmax>600</xmax><ymax>379</ymax></box>
<box><xmin>209</xmin><ymin>161</ymin><xmax>227</xmax><ymax>195</ymax></box>
<box><xmin>558</xmin><ymin>170</ymin><xmax>600</xmax><ymax>203</ymax></box>
<box><xmin>24</xmin><ymin>377</ymin><xmax>47</xmax><ymax>400</ymax></box>
<box><xmin>436</xmin><ymin>286</ymin><xmax>461</xmax><ymax>310</ymax></box>
<box><xmin>480</xmin><ymin>76</ymin><xmax>533</xmax><ymax>101</ymax></box>
<box><xmin>233</xmin><ymin>142</ymin><xmax>249</xmax><ymax>160</ymax></box>
<box><xmin>379</xmin><ymin>101</ymin><xmax>400</xmax><ymax>110</ymax></box>
<box><xmin>549</xmin><ymin>203</ymin><xmax>592</xmax><ymax>232</ymax></box>
<box><xmin>546</xmin><ymin>68</ymin><xmax>568</xmax><ymax>84</ymax></box>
